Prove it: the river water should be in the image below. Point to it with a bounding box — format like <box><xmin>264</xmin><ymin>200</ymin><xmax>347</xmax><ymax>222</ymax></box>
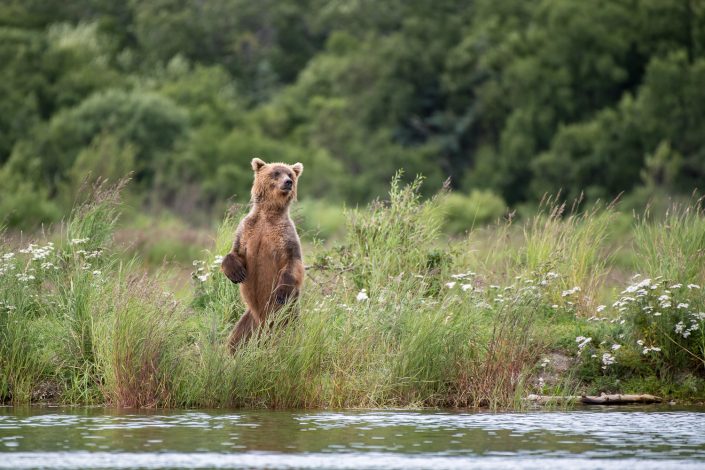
<box><xmin>1</xmin><ymin>406</ymin><xmax>704</xmax><ymax>469</ymax></box>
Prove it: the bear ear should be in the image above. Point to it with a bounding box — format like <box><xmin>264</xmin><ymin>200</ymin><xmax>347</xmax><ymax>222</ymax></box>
<box><xmin>251</xmin><ymin>158</ymin><xmax>266</xmax><ymax>172</ymax></box>
<box><xmin>291</xmin><ymin>162</ymin><xmax>304</xmax><ymax>177</ymax></box>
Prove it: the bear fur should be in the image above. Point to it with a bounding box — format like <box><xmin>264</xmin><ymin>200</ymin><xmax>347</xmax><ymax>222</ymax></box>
<box><xmin>221</xmin><ymin>157</ymin><xmax>305</xmax><ymax>352</ymax></box>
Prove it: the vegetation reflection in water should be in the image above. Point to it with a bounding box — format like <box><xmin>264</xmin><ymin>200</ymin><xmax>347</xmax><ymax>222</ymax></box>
<box><xmin>1</xmin><ymin>407</ymin><xmax>705</xmax><ymax>469</ymax></box>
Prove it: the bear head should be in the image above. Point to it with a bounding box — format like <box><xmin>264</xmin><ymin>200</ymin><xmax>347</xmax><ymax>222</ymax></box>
<box><xmin>250</xmin><ymin>157</ymin><xmax>304</xmax><ymax>209</ymax></box>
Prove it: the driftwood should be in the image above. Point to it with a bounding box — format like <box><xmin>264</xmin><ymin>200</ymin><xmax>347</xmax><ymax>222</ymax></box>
<box><xmin>525</xmin><ymin>393</ymin><xmax>663</xmax><ymax>405</ymax></box>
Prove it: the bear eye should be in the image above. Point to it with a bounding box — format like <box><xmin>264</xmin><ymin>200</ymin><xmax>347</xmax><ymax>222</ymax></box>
<box><xmin>272</xmin><ymin>170</ymin><xmax>280</xmax><ymax>178</ymax></box>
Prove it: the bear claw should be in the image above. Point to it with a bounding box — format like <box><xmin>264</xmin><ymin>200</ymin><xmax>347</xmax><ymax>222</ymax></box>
<box><xmin>221</xmin><ymin>253</ymin><xmax>247</xmax><ymax>284</ymax></box>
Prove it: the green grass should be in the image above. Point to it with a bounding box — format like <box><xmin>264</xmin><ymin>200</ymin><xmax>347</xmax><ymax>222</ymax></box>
<box><xmin>1</xmin><ymin>177</ymin><xmax>705</xmax><ymax>408</ymax></box>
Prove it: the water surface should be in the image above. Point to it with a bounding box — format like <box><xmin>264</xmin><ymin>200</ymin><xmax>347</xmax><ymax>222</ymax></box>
<box><xmin>1</xmin><ymin>406</ymin><xmax>704</xmax><ymax>468</ymax></box>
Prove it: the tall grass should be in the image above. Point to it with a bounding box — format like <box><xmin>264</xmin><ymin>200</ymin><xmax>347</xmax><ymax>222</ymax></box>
<box><xmin>634</xmin><ymin>199</ymin><xmax>705</xmax><ymax>283</ymax></box>
<box><xmin>2</xmin><ymin>177</ymin><xmax>704</xmax><ymax>408</ymax></box>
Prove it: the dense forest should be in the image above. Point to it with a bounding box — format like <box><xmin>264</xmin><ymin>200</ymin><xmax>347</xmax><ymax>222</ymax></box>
<box><xmin>1</xmin><ymin>0</ymin><xmax>705</xmax><ymax>228</ymax></box>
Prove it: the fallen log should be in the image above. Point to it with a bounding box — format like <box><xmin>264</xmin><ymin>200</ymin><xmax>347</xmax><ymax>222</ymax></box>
<box><xmin>525</xmin><ymin>393</ymin><xmax>663</xmax><ymax>405</ymax></box>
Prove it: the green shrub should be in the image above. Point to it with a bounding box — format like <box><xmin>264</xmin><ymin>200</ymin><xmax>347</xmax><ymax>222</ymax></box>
<box><xmin>293</xmin><ymin>199</ymin><xmax>346</xmax><ymax>241</ymax></box>
<box><xmin>439</xmin><ymin>190</ymin><xmax>507</xmax><ymax>234</ymax></box>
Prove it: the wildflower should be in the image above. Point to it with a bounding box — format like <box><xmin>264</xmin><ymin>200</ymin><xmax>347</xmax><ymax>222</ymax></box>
<box><xmin>677</xmin><ymin>303</ymin><xmax>689</xmax><ymax>310</ymax></box>
<box><xmin>445</xmin><ymin>282</ymin><xmax>456</xmax><ymax>289</ymax></box>
<box><xmin>546</xmin><ymin>272</ymin><xmax>559</xmax><ymax>279</ymax></box>
<box><xmin>16</xmin><ymin>273</ymin><xmax>36</xmax><ymax>282</ymax></box>
<box><xmin>575</xmin><ymin>336</ymin><xmax>592</xmax><ymax>350</ymax></box>
<box><xmin>637</xmin><ymin>339</ymin><xmax>644</xmax><ymax>346</ymax></box>
<box><xmin>85</xmin><ymin>250</ymin><xmax>102</xmax><ymax>259</ymax></box>
<box><xmin>197</xmin><ymin>273</ymin><xmax>210</xmax><ymax>282</ymax></box>
<box><xmin>601</xmin><ymin>353</ymin><xmax>616</xmax><ymax>369</ymax></box>
<box><xmin>642</xmin><ymin>346</ymin><xmax>661</xmax><ymax>355</ymax></box>
<box><xmin>2</xmin><ymin>253</ymin><xmax>14</xmax><ymax>260</ymax></box>
<box><xmin>92</xmin><ymin>270</ymin><xmax>101</xmax><ymax>276</ymax></box>
<box><xmin>611</xmin><ymin>344</ymin><xmax>621</xmax><ymax>350</ymax></box>
<box><xmin>675</xmin><ymin>321</ymin><xmax>685</xmax><ymax>335</ymax></box>
<box><xmin>596</xmin><ymin>305</ymin><xmax>606</xmax><ymax>313</ymax></box>
<box><xmin>460</xmin><ymin>284</ymin><xmax>472</xmax><ymax>291</ymax></box>
<box><xmin>654</xmin><ymin>312</ymin><xmax>662</xmax><ymax>316</ymax></box>
<box><xmin>540</xmin><ymin>358</ymin><xmax>550</xmax><ymax>368</ymax></box>
<box><xmin>561</xmin><ymin>286</ymin><xmax>581</xmax><ymax>297</ymax></box>
<box><xmin>356</xmin><ymin>289</ymin><xmax>369</xmax><ymax>302</ymax></box>
<box><xmin>551</xmin><ymin>304</ymin><xmax>559</xmax><ymax>309</ymax></box>
<box><xmin>669</xmin><ymin>283</ymin><xmax>682</xmax><ymax>289</ymax></box>
<box><xmin>70</xmin><ymin>238</ymin><xmax>89</xmax><ymax>245</ymax></box>
<box><xmin>658</xmin><ymin>294</ymin><xmax>670</xmax><ymax>302</ymax></box>
<box><xmin>692</xmin><ymin>312</ymin><xmax>705</xmax><ymax>321</ymax></box>
<box><xmin>489</xmin><ymin>285</ymin><xmax>500</xmax><ymax>289</ymax></box>
<box><xmin>687</xmin><ymin>284</ymin><xmax>700</xmax><ymax>290</ymax></box>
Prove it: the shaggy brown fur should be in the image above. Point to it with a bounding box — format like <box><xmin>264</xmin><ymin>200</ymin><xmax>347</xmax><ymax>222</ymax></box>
<box><xmin>221</xmin><ymin>157</ymin><xmax>305</xmax><ymax>352</ymax></box>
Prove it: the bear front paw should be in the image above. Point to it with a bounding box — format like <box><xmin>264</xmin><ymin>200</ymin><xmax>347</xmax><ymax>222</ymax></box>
<box><xmin>221</xmin><ymin>253</ymin><xmax>247</xmax><ymax>284</ymax></box>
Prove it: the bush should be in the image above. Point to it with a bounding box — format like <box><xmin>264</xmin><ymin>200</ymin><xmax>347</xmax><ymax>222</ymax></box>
<box><xmin>439</xmin><ymin>190</ymin><xmax>507</xmax><ymax>234</ymax></box>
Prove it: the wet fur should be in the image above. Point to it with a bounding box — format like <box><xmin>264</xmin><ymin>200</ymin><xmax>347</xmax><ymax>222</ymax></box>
<box><xmin>221</xmin><ymin>158</ymin><xmax>305</xmax><ymax>352</ymax></box>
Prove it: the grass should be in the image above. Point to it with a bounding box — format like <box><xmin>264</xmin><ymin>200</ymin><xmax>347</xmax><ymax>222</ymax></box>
<box><xmin>1</xmin><ymin>177</ymin><xmax>705</xmax><ymax>408</ymax></box>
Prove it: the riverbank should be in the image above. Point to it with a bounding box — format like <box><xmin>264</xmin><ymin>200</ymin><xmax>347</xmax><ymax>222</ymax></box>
<box><xmin>2</xmin><ymin>178</ymin><xmax>705</xmax><ymax>408</ymax></box>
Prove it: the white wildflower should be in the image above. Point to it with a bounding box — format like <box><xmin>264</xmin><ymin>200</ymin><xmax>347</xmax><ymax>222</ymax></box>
<box><xmin>596</xmin><ymin>305</ymin><xmax>606</xmax><ymax>313</ymax></box>
<box><xmin>70</xmin><ymin>238</ymin><xmax>89</xmax><ymax>245</ymax></box>
<box><xmin>356</xmin><ymin>289</ymin><xmax>369</xmax><ymax>302</ymax></box>
<box><xmin>460</xmin><ymin>284</ymin><xmax>473</xmax><ymax>291</ymax></box>
<box><xmin>16</xmin><ymin>273</ymin><xmax>35</xmax><ymax>282</ymax></box>
<box><xmin>576</xmin><ymin>336</ymin><xmax>592</xmax><ymax>350</ymax></box>
<box><xmin>669</xmin><ymin>283</ymin><xmax>682</xmax><ymax>289</ymax></box>
<box><xmin>675</xmin><ymin>321</ymin><xmax>685</xmax><ymax>334</ymax></box>
<box><xmin>687</xmin><ymin>284</ymin><xmax>700</xmax><ymax>290</ymax></box>
<box><xmin>611</xmin><ymin>344</ymin><xmax>621</xmax><ymax>350</ymax></box>
<box><xmin>602</xmin><ymin>353</ymin><xmax>616</xmax><ymax>369</ymax></box>
<box><xmin>445</xmin><ymin>282</ymin><xmax>456</xmax><ymax>289</ymax></box>
<box><xmin>561</xmin><ymin>286</ymin><xmax>581</xmax><ymax>297</ymax></box>
<box><xmin>197</xmin><ymin>273</ymin><xmax>210</xmax><ymax>282</ymax></box>
<box><xmin>677</xmin><ymin>303</ymin><xmax>689</xmax><ymax>309</ymax></box>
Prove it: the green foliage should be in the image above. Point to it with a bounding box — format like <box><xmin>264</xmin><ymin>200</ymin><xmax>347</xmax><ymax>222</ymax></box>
<box><xmin>342</xmin><ymin>173</ymin><xmax>446</xmax><ymax>290</ymax></box>
<box><xmin>5</xmin><ymin>178</ymin><xmax>705</xmax><ymax>407</ymax></box>
<box><xmin>439</xmin><ymin>190</ymin><xmax>507</xmax><ymax>234</ymax></box>
<box><xmin>2</xmin><ymin>0</ymin><xmax>705</xmax><ymax>227</ymax></box>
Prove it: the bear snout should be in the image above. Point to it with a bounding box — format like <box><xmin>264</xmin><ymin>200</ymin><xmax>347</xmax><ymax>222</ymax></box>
<box><xmin>282</xmin><ymin>179</ymin><xmax>293</xmax><ymax>190</ymax></box>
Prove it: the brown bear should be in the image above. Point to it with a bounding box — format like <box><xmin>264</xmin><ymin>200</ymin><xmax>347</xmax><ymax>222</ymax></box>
<box><xmin>221</xmin><ymin>157</ymin><xmax>305</xmax><ymax>352</ymax></box>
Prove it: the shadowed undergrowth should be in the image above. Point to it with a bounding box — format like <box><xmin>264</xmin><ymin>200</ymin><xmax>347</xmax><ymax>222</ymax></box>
<box><xmin>1</xmin><ymin>178</ymin><xmax>704</xmax><ymax>408</ymax></box>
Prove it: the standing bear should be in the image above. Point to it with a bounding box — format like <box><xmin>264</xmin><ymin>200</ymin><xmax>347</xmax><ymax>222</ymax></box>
<box><xmin>221</xmin><ymin>158</ymin><xmax>305</xmax><ymax>352</ymax></box>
